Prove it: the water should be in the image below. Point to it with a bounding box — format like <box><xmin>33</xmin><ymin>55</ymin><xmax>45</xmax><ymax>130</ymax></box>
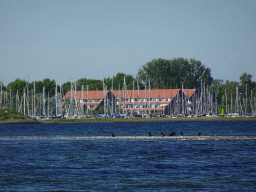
<box><xmin>1</xmin><ymin>121</ymin><xmax>256</xmax><ymax>191</ymax></box>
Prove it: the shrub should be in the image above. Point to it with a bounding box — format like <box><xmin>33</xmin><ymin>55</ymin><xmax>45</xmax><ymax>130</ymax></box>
<box><xmin>2</xmin><ymin>115</ymin><xmax>10</xmax><ymax>120</ymax></box>
<box><xmin>0</xmin><ymin>110</ymin><xmax>7</xmax><ymax>117</ymax></box>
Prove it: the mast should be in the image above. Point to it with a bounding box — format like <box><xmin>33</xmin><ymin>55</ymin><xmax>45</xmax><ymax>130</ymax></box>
<box><xmin>163</xmin><ymin>89</ymin><xmax>165</xmax><ymax>115</ymax></box>
<box><xmin>137</xmin><ymin>81</ymin><xmax>139</xmax><ymax>114</ymax></box>
<box><xmin>24</xmin><ymin>89</ymin><xmax>25</xmax><ymax>115</ymax></box>
<box><xmin>9</xmin><ymin>88</ymin><xmax>11</xmax><ymax>111</ymax></box>
<box><xmin>200</xmin><ymin>79</ymin><xmax>202</xmax><ymax>115</ymax></box>
<box><xmin>144</xmin><ymin>77</ymin><xmax>146</xmax><ymax>114</ymax></box>
<box><xmin>34</xmin><ymin>80</ymin><xmax>36</xmax><ymax>116</ymax></box>
<box><xmin>32</xmin><ymin>88</ymin><xmax>33</xmax><ymax>116</ymax></box>
<box><xmin>203</xmin><ymin>79</ymin><xmax>206</xmax><ymax>114</ymax></box>
<box><xmin>245</xmin><ymin>83</ymin><xmax>247</xmax><ymax>115</ymax></box>
<box><xmin>55</xmin><ymin>81</ymin><xmax>57</xmax><ymax>117</ymax></box>
<box><xmin>225</xmin><ymin>89</ymin><xmax>227</xmax><ymax>114</ymax></box>
<box><xmin>96</xmin><ymin>87</ymin><xmax>98</xmax><ymax>113</ymax></box>
<box><xmin>236</xmin><ymin>86</ymin><xmax>239</xmax><ymax>114</ymax></box>
<box><xmin>149</xmin><ymin>79</ymin><xmax>150</xmax><ymax>115</ymax></box>
<box><xmin>69</xmin><ymin>82</ymin><xmax>73</xmax><ymax>117</ymax></box>
<box><xmin>216</xmin><ymin>88</ymin><xmax>218</xmax><ymax>115</ymax></box>
<box><xmin>48</xmin><ymin>92</ymin><xmax>49</xmax><ymax>117</ymax></box>
<box><xmin>133</xmin><ymin>78</ymin><xmax>134</xmax><ymax>113</ymax></box>
<box><xmin>124</xmin><ymin>76</ymin><xmax>126</xmax><ymax>116</ymax></box>
<box><xmin>231</xmin><ymin>93</ymin><xmax>232</xmax><ymax>114</ymax></box>
<box><xmin>43</xmin><ymin>86</ymin><xmax>45</xmax><ymax>116</ymax></box>
<box><xmin>103</xmin><ymin>79</ymin><xmax>106</xmax><ymax>116</ymax></box>
<box><xmin>112</xmin><ymin>78</ymin><xmax>113</xmax><ymax>115</ymax></box>
<box><xmin>87</xmin><ymin>85</ymin><xmax>88</xmax><ymax>115</ymax></box>
<box><xmin>156</xmin><ymin>87</ymin><xmax>158</xmax><ymax>115</ymax></box>
<box><xmin>75</xmin><ymin>81</ymin><xmax>77</xmax><ymax>117</ymax></box>
<box><xmin>16</xmin><ymin>90</ymin><xmax>18</xmax><ymax>112</ymax></box>
<box><xmin>0</xmin><ymin>80</ymin><xmax>2</xmax><ymax>109</ymax></box>
<box><xmin>119</xmin><ymin>84</ymin><xmax>120</xmax><ymax>115</ymax></box>
<box><xmin>27</xmin><ymin>80</ymin><xmax>29</xmax><ymax>117</ymax></box>
<box><xmin>182</xmin><ymin>82</ymin><xmax>184</xmax><ymax>116</ymax></box>
<box><xmin>251</xmin><ymin>90</ymin><xmax>253</xmax><ymax>114</ymax></box>
<box><xmin>82</xmin><ymin>85</ymin><xmax>84</xmax><ymax>116</ymax></box>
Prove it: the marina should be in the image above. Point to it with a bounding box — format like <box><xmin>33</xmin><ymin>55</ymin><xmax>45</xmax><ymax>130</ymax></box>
<box><xmin>1</xmin><ymin>77</ymin><xmax>256</xmax><ymax>120</ymax></box>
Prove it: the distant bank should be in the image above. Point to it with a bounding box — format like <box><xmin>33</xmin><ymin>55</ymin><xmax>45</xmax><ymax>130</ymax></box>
<box><xmin>2</xmin><ymin>117</ymin><xmax>256</xmax><ymax>124</ymax></box>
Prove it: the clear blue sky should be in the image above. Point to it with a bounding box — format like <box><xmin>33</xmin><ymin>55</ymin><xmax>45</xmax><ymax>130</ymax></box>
<box><xmin>1</xmin><ymin>0</ymin><xmax>256</xmax><ymax>86</ymax></box>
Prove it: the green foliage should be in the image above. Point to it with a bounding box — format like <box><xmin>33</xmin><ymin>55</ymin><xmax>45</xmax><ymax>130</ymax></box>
<box><xmin>213</xmin><ymin>79</ymin><xmax>224</xmax><ymax>89</ymax></box>
<box><xmin>97</xmin><ymin>106</ymin><xmax>104</xmax><ymax>114</ymax></box>
<box><xmin>105</xmin><ymin>73</ymin><xmax>144</xmax><ymax>90</ymax></box>
<box><xmin>2</xmin><ymin>115</ymin><xmax>9</xmax><ymax>120</ymax></box>
<box><xmin>75</xmin><ymin>78</ymin><xmax>103</xmax><ymax>91</ymax></box>
<box><xmin>240</xmin><ymin>73</ymin><xmax>252</xmax><ymax>85</ymax></box>
<box><xmin>6</xmin><ymin>78</ymin><xmax>58</xmax><ymax>98</ymax></box>
<box><xmin>62</xmin><ymin>81</ymin><xmax>72</xmax><ymax>95</ymax></box>
<box><xmin>137</xmin><ymin>58</ymin><xmax>213</xmax><ymax>89</ymax></box>
<box><xmin>7</xmin><ymin>78</ymin><xmax>27</xmax><ymax>95</ymax></box>
<box><xmin>0</xmin><ymin>109</ymin><xmax>28</xmax><ymax>121</ymax></box>
<box><xmin>40</xmin><ymin>78</ymin><xmax>58</xmax><ymax>97</ymax></box>
<box><xmin>0</xmin><ymin>81</ymin><xmax>6</xmax><ymax>91</ymax></box>
<box><xmin>214</xmin><ymin>73</ymin><xmax>256</xmax><ymax>114</ymax></box>
<box><xmin>0</xmin><ymin>110</ymin><xmax>7</xmax><ymax>117</ymax></box>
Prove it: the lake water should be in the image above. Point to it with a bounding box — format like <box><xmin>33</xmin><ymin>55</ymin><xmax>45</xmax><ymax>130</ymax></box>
<box><xmin>0</xmin><ymin>121</ymin><xmax>256</xmax><ymax>191</ymax></box>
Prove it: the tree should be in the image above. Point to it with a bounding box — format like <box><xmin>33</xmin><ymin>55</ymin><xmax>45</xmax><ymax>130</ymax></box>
<box><xmin>62</xmin><ymin>81</ymin><xmax>72</xmax><ymax>95</ymax></box>
<box><xmin>240</xmin><ymin>73</ymin><xmax>252</xmax><ymax>86</ymax></box>
<box><xmin>137</xmin><ymin>58</ymin><xmax>213</xmax><ymax>89</ymax></box>
<box><xmin>41</xmin><ymin>78</ymin><xmax>58</xmax><ymax>97</ymax></box>
<box><xmin>213</xmin><ymin>79</ymin><xmax>224</xmax><ymax>89</ymax></box>
<box><xmin>76</xmin><ymin>78</ymin><xmax>103</xmax><ymax>91</ymax></box>
<box><xmin>1</xmin><ymin>81</ymin><xmax>6</xmax><ymax>91</ymax></box>
<box><xmin>7</xmin><ymin>78</ymin><xmax>27</xmax><ymax>95</ymax></box>
<box><xmin>104</xmin><ymin>73</ymin><xmax>144</xmax><ymax>90</ymax></box>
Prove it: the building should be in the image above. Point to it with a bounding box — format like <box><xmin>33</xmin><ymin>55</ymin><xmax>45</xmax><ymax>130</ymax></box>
<box><xmin>63</xmin><ymin>88</ymin><xmax>197</xmax><ymax>115</ymax></box>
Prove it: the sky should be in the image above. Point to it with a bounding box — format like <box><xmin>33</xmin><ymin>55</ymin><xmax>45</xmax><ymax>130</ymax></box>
<box><xmin>0</xmin><ymin>0</ymin><xmax>256</xmax><ymax>86</ymax></box>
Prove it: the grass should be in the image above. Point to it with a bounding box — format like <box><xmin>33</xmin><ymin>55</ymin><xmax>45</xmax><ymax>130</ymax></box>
<box><xmin>1</xmin><ymin>109</ymin><xmax>255</xmax><ymax>124</ymax></box>
<box><xmin>38</xmin><ymin>116</ymin><xmax>256</xmax><ymax>123</ymax></box>
<box><xmin>0</xmin><ymin>109</ymin><xmax>33</xmax><ymax>122</ymax></box>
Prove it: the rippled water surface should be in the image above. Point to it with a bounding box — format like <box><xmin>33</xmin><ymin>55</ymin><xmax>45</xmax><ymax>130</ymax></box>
<box><xmin>1</xmin><ymin>121</ymin><xmax>256</xmax><ymax>191</ymax></box>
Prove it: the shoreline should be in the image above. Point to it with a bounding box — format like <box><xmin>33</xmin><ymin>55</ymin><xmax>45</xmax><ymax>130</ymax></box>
<box><xmin>0</xmin><ymin>116</ymin><xmax>256</xmax><ymax>124</ymax></box>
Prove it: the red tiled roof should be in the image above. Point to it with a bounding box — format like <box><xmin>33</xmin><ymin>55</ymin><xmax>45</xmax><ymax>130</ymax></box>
<box><xmin>182</xmin><ymin>89</ymin><xmax>197</xmax><ymax>97</ymax></box>
<box><xmin>113</xmin><ymin>89</ymin><xmax>180</xmax><ymax>99</ymax></box>
<box><xmin>125</xmin><ymin>108</ymin><xmax>166</xmax><ymax>111</ymax></box>
<box><xmin>124</xmin><ymin>101</ymin><xmax>170</xmax><ymax>105</ymax></box>
<box><xmin>63</xmin><ymin>89</ymin><xmax>196</xmax><ymax>100</ymax></box>
<box><xmin>63</xmin><ymin>90</ymin><xmax>105</xmax><ymax>100</ymax></box>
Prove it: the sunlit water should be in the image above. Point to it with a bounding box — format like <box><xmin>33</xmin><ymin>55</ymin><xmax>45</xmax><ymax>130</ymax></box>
<box><xmin>1</xmin><ymin>121</ymin><xmax>256</xmax><ymax>191</ymax></box>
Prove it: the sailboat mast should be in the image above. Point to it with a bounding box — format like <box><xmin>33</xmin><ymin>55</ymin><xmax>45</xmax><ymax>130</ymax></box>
<box><xmin>34</xmin><ymin>80</ymin><xmax>36</xmax><ymax>116</ymax></box>
<box><xmin>133</xmin><ymin>78</ymin><xmax>134</xmax><ymax>113</ymax></box>
<box><xmin>137</xmin><ymin>81</ymin><xmax>139</xmax><ymax>114</ymax></box>
<box><xmin>119</xmin><ymin>84</ymin><xmax>120</xmax><ymax>115</ymax></box>
<box><xmin>0</xmin><ymin>80</ymin><xmax>2</xmax><ymax>109</ymax></box>
<box><xmin>82</xmin><ymin>85</ymin><xmax>84</xmax><ymax>116</ymax></box>
<box><xmin>246</xmin><ymin>83</ymin><xmax>247</xmax><ymax>115</ymax></box>
<box><xmin>225</xmin><ymin>89</ymin><xmax>227</xmax><ymax>114</ymax></box>
<box><xmin>149</xmin><ymin>80</ymin><xmax>150</xmax><ymax>115</ymax></box>
<box><xmin>87</xmin><ymin>85</ymin><xmax>88</xmax><ymax>115</ymax></box>
<box><xmin>112</xmin><ymin>78</ymin><xmax>113</xmax><ymax>115</ymax></box>
<box><xmin>24</xmin><ymin>89</ymin><xmax>25</xmax><ymax>115</ymax></box>
<box><xmin>124</xmin><ymin>76</ymin><xmax>126</xmax><ymax>116</ymax></box>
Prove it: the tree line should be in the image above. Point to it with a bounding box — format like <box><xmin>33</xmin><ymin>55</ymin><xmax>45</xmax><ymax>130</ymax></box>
<box><xmin>1</xmin><ymin>57</ymin><xmax>256</xmax><ymax>106</ymax></box>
